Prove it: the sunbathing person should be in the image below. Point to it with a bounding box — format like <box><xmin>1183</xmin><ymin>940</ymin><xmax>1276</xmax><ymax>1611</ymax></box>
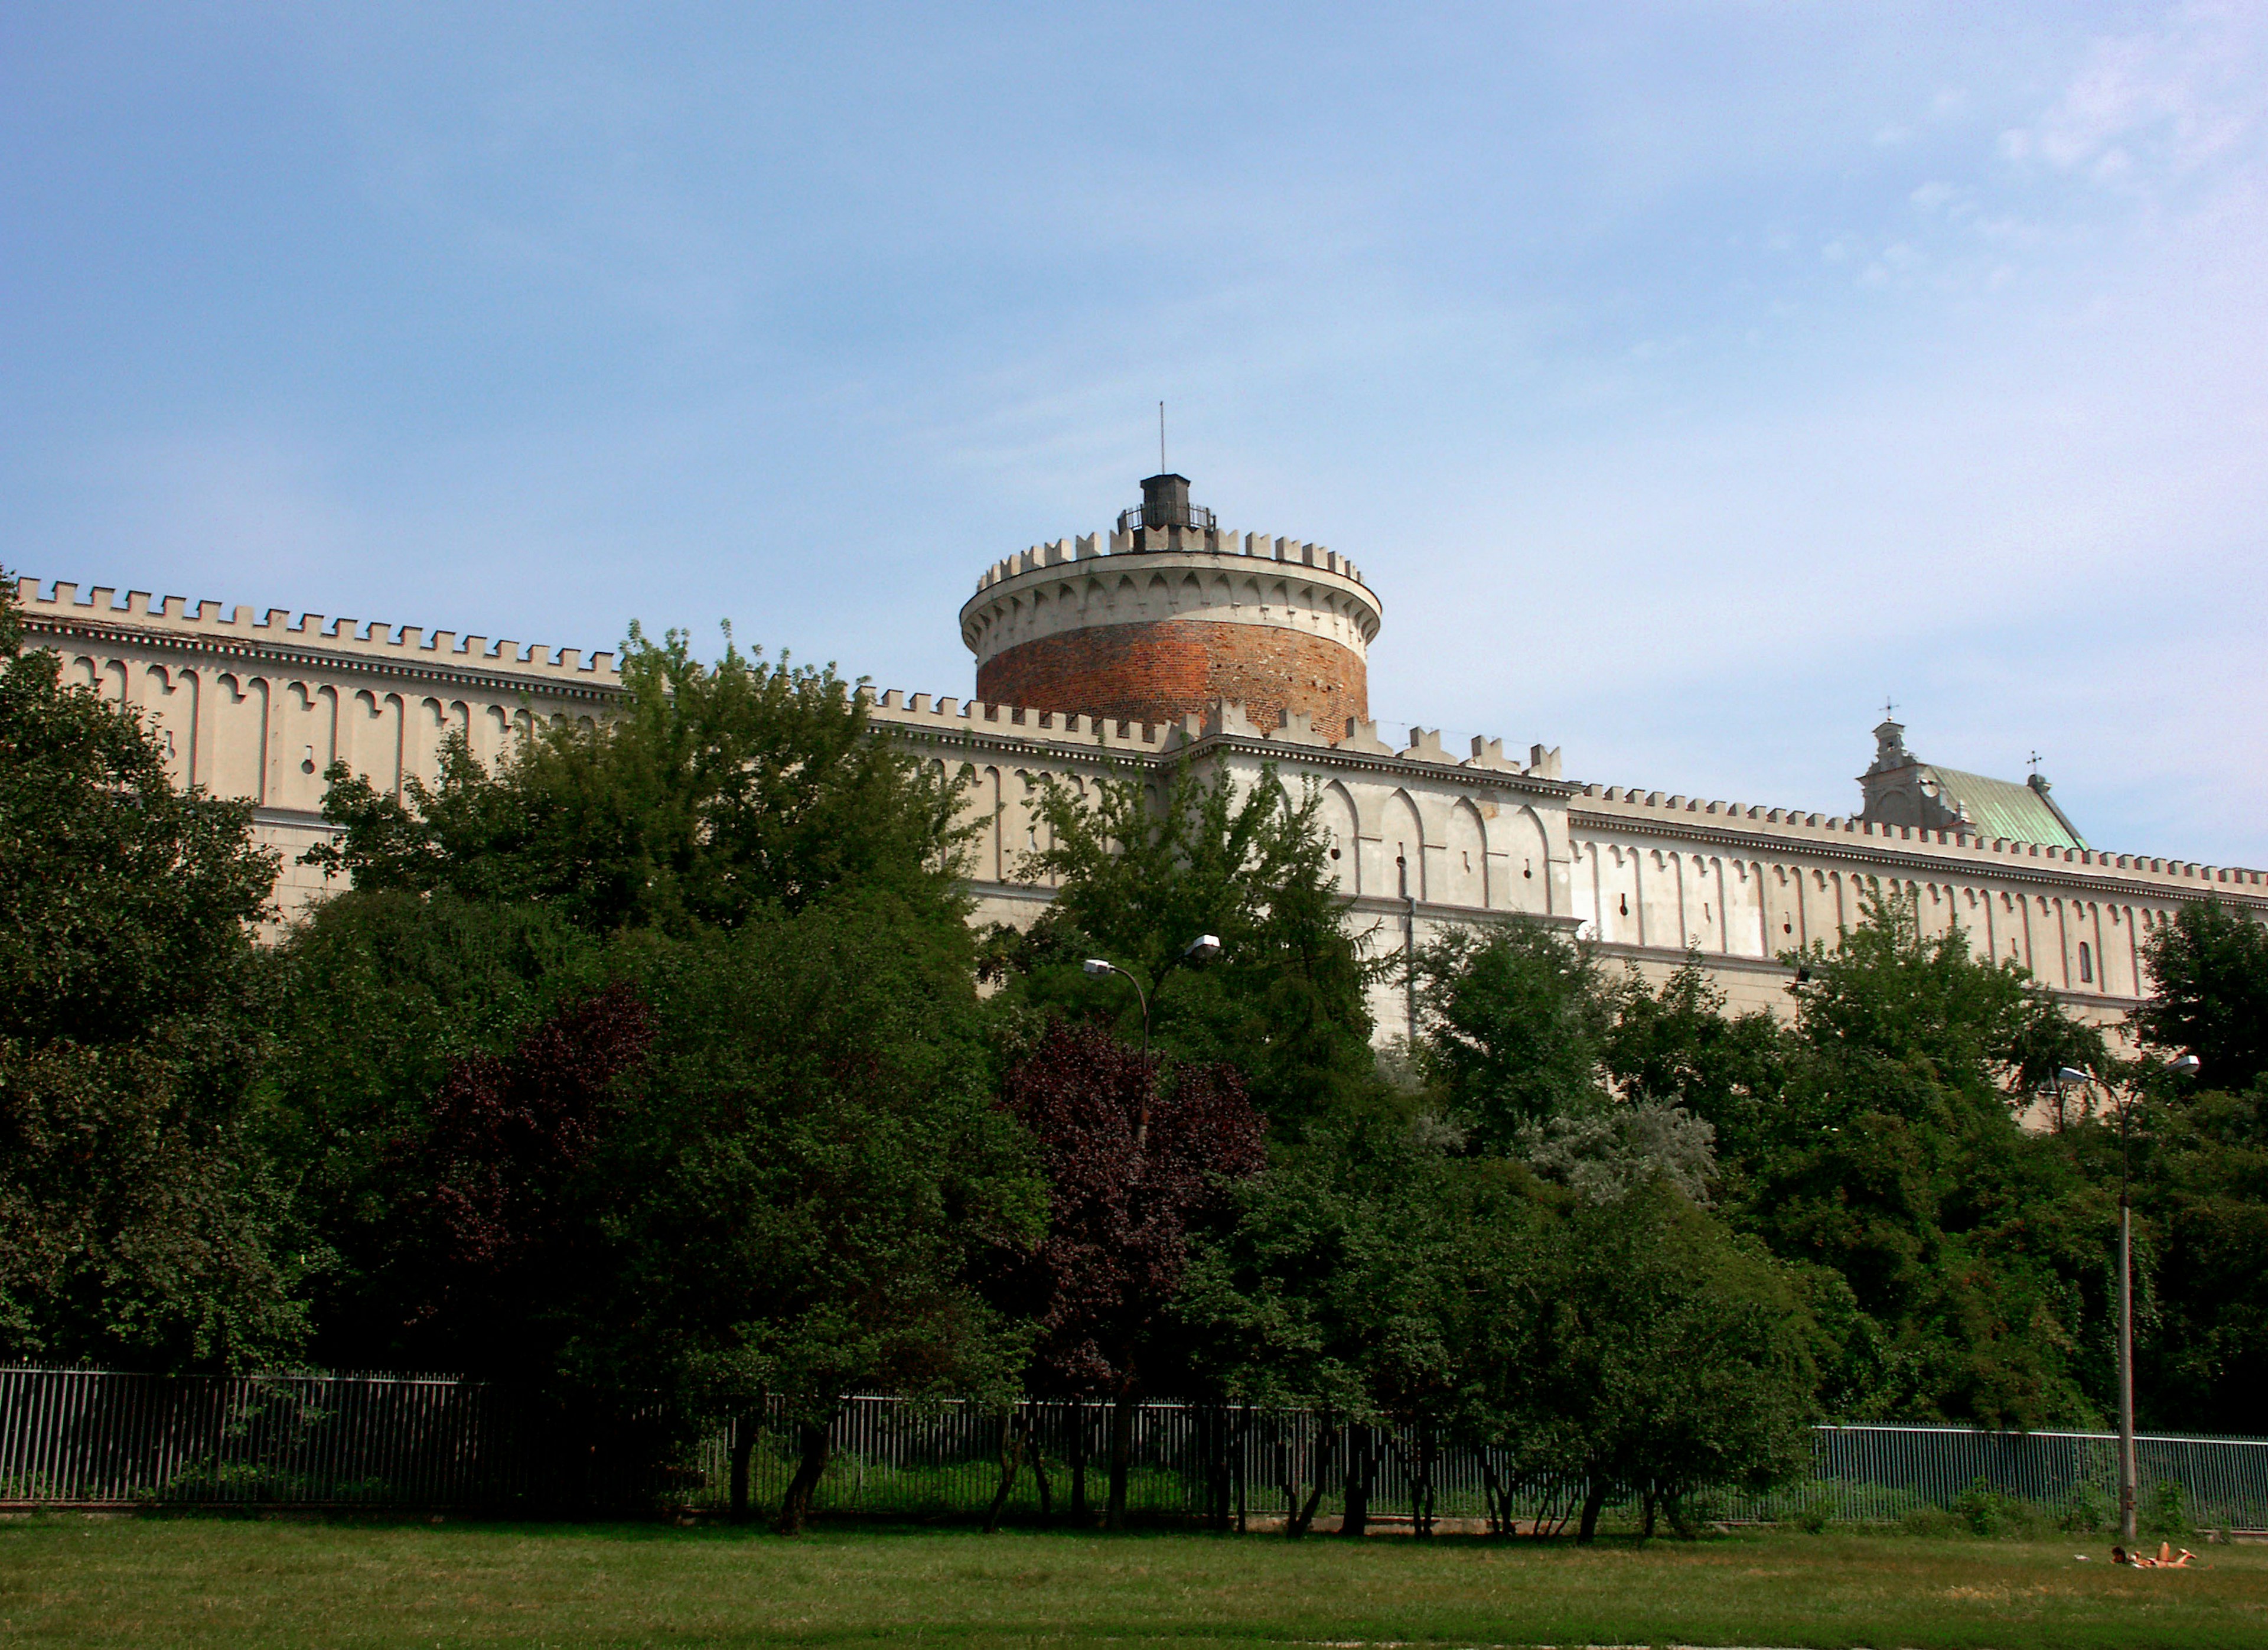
<box><xmin>2110</xmin><ymin>1544</ymin><xmax>2198</xmax><ymax>1568</ymax></box>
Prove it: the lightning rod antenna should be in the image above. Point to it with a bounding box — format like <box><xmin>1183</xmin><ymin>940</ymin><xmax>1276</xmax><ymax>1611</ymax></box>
<box><xmin>1159</xmin><ymin>401</ymin><xmax>1166</xmax><ymax>473</ymax></box>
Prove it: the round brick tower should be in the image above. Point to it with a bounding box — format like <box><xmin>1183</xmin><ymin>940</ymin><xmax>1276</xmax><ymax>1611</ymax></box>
<box><xmin>960</xmin><ymin>474</ymin><xmax>1383</xmax><ymax>735</ymax></box>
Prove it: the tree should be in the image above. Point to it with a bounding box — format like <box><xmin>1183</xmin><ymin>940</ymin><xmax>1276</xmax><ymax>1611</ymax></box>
<box><xmin>1413</xmin><ymin>919</ymin><xmax>1615</xmax><ymax>1147</ymax></box>
<box><xmin>2124</xmin><ymin>1078</ymin><xmax>2268</xmax><ymax>1433</ymax></box>
<box><xmin>1733</xmin><ymin>886</ymin><xmax>2107</xmax><ymax>1427</ymax></box>
<box><xmin>1602</xmin><ymin>958</ymin><xmax>1790</xmax><ymax>1173</ymax></box>
<box><xmin>2133</xmin><ymin>900</ymin><xmax>2268</xmax><ymax>1089</ymax></box>
<box><xmin>0</xmin><ymin>1039</ymin><xmax>311</xmax><ymax>1370</ymax></box>
<box><xmin>1001</xmin><ymin>758</ymin><xmax>1380</xmax><ymax>1135</ymax></box>
<box><xmin>377</xmin><ymin>982</ymin><xmax>656</xmax><ymax>1379</ymax></box>
<box><xmin>0</xmin><ymin>572</ymin><xmax>304</xmax><ymax>1371</ymax></box>
<box><xmin>0</xmin><ymin>575</ymin><xmax>277</xmax><ymax>1049</ymax></box>
<box><xmin>996</xmin><ymin>1021</ymin><xmax>1265</xmax><ymax>1528</ymax></box>
<box><xmin>1464</xmin><ymin>1180</ymin><xmax>1817</xmax><ymax>1542</ymax></box>
<box><xmin>263</xmin><ymin>890</ymin><xmax>597</xmax><ymax>1372</ymax></box>
<box><xmin>1177</xmin><ymin>1109</ymin><xmax>1485</xmax><ymax>1535</ymax></box>
<box><xmin>305</xmin><ymin>625</ymin><xmax>969</xmax><ymax>936</ymax></box>
<box><xmin>589</xmin><ymin>894</ymin><xmax>1047</xmax><ymax>1533</ymax></box>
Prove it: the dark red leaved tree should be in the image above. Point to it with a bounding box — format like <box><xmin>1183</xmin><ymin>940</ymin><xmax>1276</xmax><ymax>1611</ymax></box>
<box><xmin>1001</xmin><ymin>1020</ymin><xmax>1264</xmax><ymax>1527</ymax></box>
<box><xmin>394</xmin><ymin>981</ymin><xmax>654</xmax><ymax>1369</ymax></box>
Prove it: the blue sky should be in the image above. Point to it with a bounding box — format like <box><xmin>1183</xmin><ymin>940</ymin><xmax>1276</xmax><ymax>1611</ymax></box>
<box><xmin>4</xmin><ymin>2</ymin><xmax>2263</xmax><ymax>862</ymax></box>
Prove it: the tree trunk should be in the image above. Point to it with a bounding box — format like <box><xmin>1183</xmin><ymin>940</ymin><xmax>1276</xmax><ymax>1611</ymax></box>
<box><xmin>1288</xmin><ymin>1417</ymin><xmax>1337</xmax><ymax>1538</ymax></box>
<box><xmin>1104</xmin><ymin>1385</ymin><xmax>1135</xmax><ymax>1531</ymax></box>
<box><xmin>1479</xmin><ymin>1459</ymin><xmax>1507</xmax><ymax>1537</ymax></box>
<box><xmin>1413</xmin><ymin>1428</ymin><xmax>1436</xmax><ymax>1540</ymax></box>
<box><xmin>1338</xmin><ymin>1423</ymin><xmax>1374</xmax><ymax>1538</ymax></box>
<box><xmin>773</xmin><ymin>1417</ymin><xmax>832</xmax><ymax>1536</ymax></box>
<box><xmin>983</xmin><ymin>1405</ymin><xmax>1027</xmax><ymax>1534</ymax></box>
<box><xmin>1231</xmin><ymin>1405</ymin><xmax>1248</xmax><ymax>1535</ymax></box>
<box><xmin>1575</xmin><ymin>1478</ymin><xmax>1610</xmax><ymax>1545</ymax></box>
<box><xmin>1068</xmin><ymin>1402</ymin><xmax>1090</xmax><ymax>1522</ymax></box>
<box><xmin>728</xmin><ymin>1409</ymin><xmax>762</xmax><ymax>1524</ymax></box>
<box><xmin>1641</xmin><ymin>1484</ymin><xmax>1657</xmax><ymax>1541</ymax></box>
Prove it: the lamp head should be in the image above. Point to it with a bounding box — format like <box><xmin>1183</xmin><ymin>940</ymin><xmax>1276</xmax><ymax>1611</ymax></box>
<box><xmin>1183</xmin><ymin>933</ymin><xmax>1222</xmax><ymax>964</ymax></box>
<box><xmin>2168</xmin><ymin>1053</ymin><xmax>2202</xmax><ymax>1076</ymax></box>
<box><xmin>1082</xmin><ymin>958</ymin><xmax>1115</xmax><ymax>978</ymax></box>
<box><xmin>2056</xmin><ymin>1067</ymin><xmax>2093</xmax><ymax>1085</ymax></box>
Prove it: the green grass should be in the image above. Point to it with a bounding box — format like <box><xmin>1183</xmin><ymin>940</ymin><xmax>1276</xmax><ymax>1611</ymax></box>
<box><xmin>2</xmin><ymin>1515</ymin><xmax>2264</xmax><ymax>1649</ymax></box>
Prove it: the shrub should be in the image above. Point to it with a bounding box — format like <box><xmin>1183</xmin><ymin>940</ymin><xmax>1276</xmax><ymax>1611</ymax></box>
<box><xmin>1793</xmin><ymin>1495</ymin><xmax>1836</xmax><ymax>1534</ymax></box>
<box><xmin>2141</xmin><ymin>1479</ymin><xmax>2194</xmax><ymax>1542</ymax></box>
<box><xmin>1897</xmin><ymin>1504</ymin><xmax>1963</xmax><ymax>1537</ymax></box>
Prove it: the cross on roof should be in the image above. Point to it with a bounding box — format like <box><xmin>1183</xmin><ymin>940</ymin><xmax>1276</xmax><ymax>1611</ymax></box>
<box><xmin>2028</xmin><ymin>750</ymin><xmax>2044</xmax><ymax>776</ymax></box>
<box><xmin>1882</xmin><ymin>697</ymin><xmax>1898</xmax><ymax>721</ymax></box>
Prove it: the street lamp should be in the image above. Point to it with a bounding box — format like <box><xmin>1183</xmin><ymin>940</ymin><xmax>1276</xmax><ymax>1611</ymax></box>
<box><xmin>1083</xmin><ymin>956</ymin><xmax>1150</xmax><ymax>1063</ymax></box>
<box><xmin>1083</xmin><ymin>937</ymin><xmax>1222</xmax><ymax>1149</ymax></box>
<box><xmin>2062</xmin><ymin>1052</ymin><xmax>2201</xmax><ymax>1544</ymax></box>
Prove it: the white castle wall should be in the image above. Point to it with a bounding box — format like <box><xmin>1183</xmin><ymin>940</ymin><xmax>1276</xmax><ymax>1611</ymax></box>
<box><xmin>18</xmin><ymin>572</ymin><xmax>2266</xmax><ymax>1043</ymax></box>
<box><xmin>15</xmin><ymin>578</ymin><xmax>616</xmax><ymax>913</ymax></box>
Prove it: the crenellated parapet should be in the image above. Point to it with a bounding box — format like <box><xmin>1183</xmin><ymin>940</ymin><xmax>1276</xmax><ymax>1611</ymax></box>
<box><xmin>14</xmin><ymin>577</ymin><xmax>623</xmax><ymax>698</ymax></box>
<box><xmin>972</xmin><ymin>526</ymin><xmax>1370</xmax><ymax>600</ymax></box>
<box><xmin>1570</xmin><ymin>782</ymin><xmax>2266</xmax><ymax>899</ymax></box>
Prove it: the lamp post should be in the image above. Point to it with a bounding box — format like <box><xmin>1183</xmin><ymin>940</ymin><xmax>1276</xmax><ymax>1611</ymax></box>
<box><xmin>1083</xmin><ymin>936</ymin><xmax>1219</xmax><ymax>1150</ymax></box>
<box><xmin>2062</xmin><ymin>1052</ymin><xmax>2201</xmax><ymax>1544</ymax></box>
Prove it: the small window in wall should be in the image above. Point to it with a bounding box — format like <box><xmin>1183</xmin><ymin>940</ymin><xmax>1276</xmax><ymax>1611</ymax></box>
<box><xmin>2079</xmin><ymin>942</ymin><xmax>2094</xmax><ymax>984</ymax></box>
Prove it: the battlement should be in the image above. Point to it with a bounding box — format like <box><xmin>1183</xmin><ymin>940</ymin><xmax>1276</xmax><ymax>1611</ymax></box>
<box><xmin>1575</xmin><ymin>782</ymin><xmax>2266</xmax><ymax>893</ymax></box>
<box><xmin>974</xmin><ymin>529</ymin><xmax>1368</xmax><ymax>597</ymax></box>
<box><xmin>863</xmin><ymin>687</ymin><xmax>1562</xmax><ymax>779</ymax></box>
<box><xmin>14</xmin><ymin>576</ymin><xmax>622</xmax><ymax>687</ymax></box>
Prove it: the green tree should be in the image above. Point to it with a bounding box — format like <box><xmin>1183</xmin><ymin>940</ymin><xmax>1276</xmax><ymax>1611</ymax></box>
<box><xmin>2127</xmin><ymin>1078</ymin><xmax>2268</xmax><ymax>1432</ymax></box>
<box><xmin>1463</xmin><ymin>1180</ymin><xmax>1817</xmax><ymax>1542</ymax></box>
<box><xmin>1738</xmin><ymin>887</ymin><xmax>2106</xmax><ymax>1427</ymax></box>
<box><xmin>588</xmin><ymin>895</ymin><xmax>1045</xmax><ymax>1532</ymax></box>
<box><xmin>0</xmin><ymin>571</ymin><xmax>304</xmax><ymax>1370</ymax></box>
<box><xmin>0</xmin><ymin>580</ymin><xmax>277</xmax><ymax>1049</ymax></box>
<box><xmin>1602</xmin><ymin>958</ymin><xmax>1790</xmax><ymax>1174</ymax></box>
<box><xmin>306</xmin><ymin>626</ymin><xmax>968</xmax><ymax>936</ymax></box>
<box><xmin>999</xmin><ymin>757</ymin><xmax>1381</xmax><ymax>1135</ymax></box>
<box><xmin>2133</xmin><ymin>900</ymin><xmax>2268</xmax><ymax>1089</ymax></box>
<box><xmin>1414</xmin><ymin>918</ymin><xmax>1615</xmax><ymax>1147</ymax></box>
<box><xmin>1177</xmin><ymin>1110</ymin><xmax>1491</xmax><ymax>1535</ymax></box>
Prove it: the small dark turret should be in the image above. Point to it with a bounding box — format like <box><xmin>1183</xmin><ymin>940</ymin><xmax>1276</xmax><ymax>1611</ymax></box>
<box><xmin>1140</xmin><ymin>472</ymin><xmax>1191</xmax><ymax>525</ymax></box>
<box><xmin>1119</xmin><ymin>473</ymin><xmax>1215</xmax><ymax>534</ymax></box>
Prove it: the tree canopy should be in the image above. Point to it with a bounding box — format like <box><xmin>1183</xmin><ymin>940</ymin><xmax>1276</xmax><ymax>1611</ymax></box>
<box><xmin>0</xmin><ymin>572</ymin><xmax>304</xmax><ymax>1371</ymax></box>
<box><xmin>305</xmin><ymin>626</ymin><xmax>967</xmax><ymax>935</ymax></box>
<box><xmin>991</xmin><ymin>758</ymin><xmax>1382</xmax><ymax>1134</ymax></box>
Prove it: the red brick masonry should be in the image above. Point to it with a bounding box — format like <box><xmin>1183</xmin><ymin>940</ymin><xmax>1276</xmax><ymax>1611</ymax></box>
<box><xmin>976</xmin><ymin>619</ymin><xmax>1368</xmax><ymax>736</ymax></box>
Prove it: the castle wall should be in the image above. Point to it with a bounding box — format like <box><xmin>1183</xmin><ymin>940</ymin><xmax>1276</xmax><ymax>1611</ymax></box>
<box><xmin>19</xmin><ymin>574</ymin><xmax>2267</xmax><ymax>1056</ymax></box>
<box><xmin>14</xmin><ymin>578</ymin><xmax>617</xmax><ymax>916</ymax></box>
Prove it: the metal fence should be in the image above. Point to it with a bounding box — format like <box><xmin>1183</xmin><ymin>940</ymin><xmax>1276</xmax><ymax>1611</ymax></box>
<box><xmin>0</xmin><ymin>1368</ymin><xmax>674</xmax><ymax>1511</ymax></box>
<box><xmin>6</xmin><ymin>1368</ymin><xmax>2266</xmax><ymax>1529</ymax></box>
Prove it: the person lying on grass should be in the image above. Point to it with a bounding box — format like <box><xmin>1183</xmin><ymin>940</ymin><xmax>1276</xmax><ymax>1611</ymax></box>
<box><xmin>2110</xmin><ymin>1542</ymin><xmax>2198</xmax><ymax>1568</ymax></box>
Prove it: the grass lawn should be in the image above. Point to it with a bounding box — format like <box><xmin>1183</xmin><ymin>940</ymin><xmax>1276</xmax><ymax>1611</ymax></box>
<box><xmin>2</xmin><ymin>1515</ymin><xmax>2264</xmax><ymax>1650</ymax></box>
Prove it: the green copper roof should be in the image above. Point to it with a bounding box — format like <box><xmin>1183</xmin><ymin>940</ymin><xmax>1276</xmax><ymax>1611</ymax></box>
<box><xmin>1925</xmin><ymin>766</ymin><xmax>2088</xmax><ymax>850</ymax></box>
